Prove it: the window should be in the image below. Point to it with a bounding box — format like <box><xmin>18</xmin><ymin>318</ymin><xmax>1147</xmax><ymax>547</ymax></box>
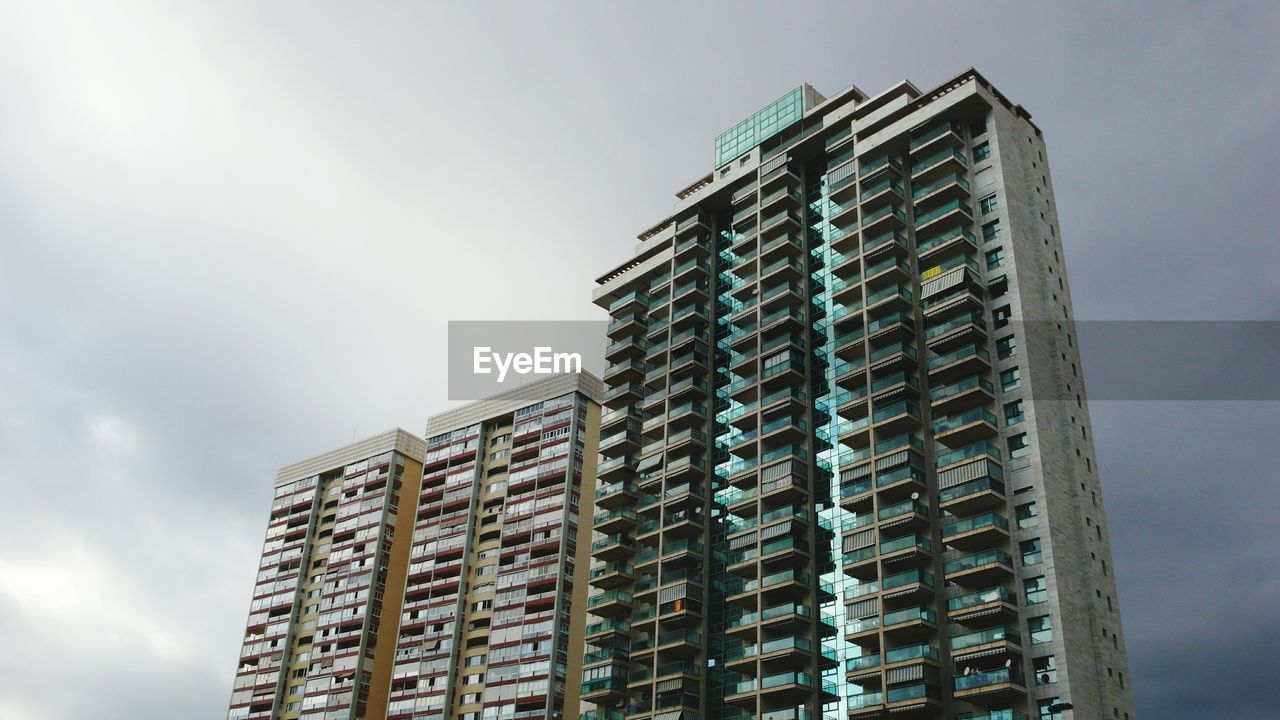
<box><xmin>1034</xmin><ymin>655</ymin><xmax>1058</xmax><ymax>684</ymax></box>
<box><xmin>1004</xmin><ymin>399</ymin><xmax>1025</xmax><ymax>426</ymax></box>
<box><xmin>980</xmin><ymin>194</ymin><xmax>999</xmax><ymax>214</ymax></box>
<box><xmin>1009</xmin><ymin>432</ymin><xmax>1030</xmax><ymax>459</ymax></box>
<box><xmin>982</xmin><ymin>219</ymin><xmax>1002</xmax><ymax>242</ymax></box>
<box><xmin>985</xmin><ymin>247</ymin><xmax>1005</xmax><ymax>270</ymax></box>
<box><xmin>1029</xmin><ymin>614</ymin><xmax>1054</xmax><ymax>644</ymax></box>
<box><xmin>992</xmin><ymin>304</ymin><xmax>1011</xmax><ymax>328</ymax></box>
<box><xmin>970</xmin><ymin>117</ymin><xmax>987</xmax><ymax>137</ymax></box>
<box><xmin>996</xmin><ymin>335</ymin><xmax>1017</xmax><ymax>359</ymax></box>
<box><xmin>973</xmin><ymin>141</ymin><xmax>991</xmax><ymax>162</ymax></box>
<box><xmin>1025</xmin><ymin>576</ymin><xmax>1048</xmax><ymax>605</ymax></box>
<box><xmin>490</xmin><ymin>433</ymin><xmax>510</xmax><ymax>447</ymax></box>
<box><xmin>1015</xmin><ymin>501</ymin><xmax>1038</xmax><ymax>528</ymax></box>
<box><xmin>1021</xmin><ymin>538</ymin><xmax>1043</xmax><ymax>566</ymax></box>
<box><xmin>1000</xmin><ymin>367</ymin><xmax>1021</xmax><ymax>391</ymax></box>
<box><xmin>1039</xmin><ymin>697</ymin><xmax>1063</xmax><ymax>720</ymax></box>
<box><xmin>489</xmin><ymin>449</ymin><xmax>508</xmax><ymax>462</ymax></box>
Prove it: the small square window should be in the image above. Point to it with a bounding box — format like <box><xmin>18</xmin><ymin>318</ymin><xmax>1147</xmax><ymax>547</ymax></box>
<box><xmin>1025</xmin><ymin>575</ymin><xmax>1048</xmax><ymax>605</ymax></box>
<box><xmin>973</xmin><ymin>141</ymin><xmax>991</xmax><ymax>162</ymax></box>
<box><xmin>1021</xmin><ymin>537</ymin><xmax>1043</xmax><ymax>566</ymax></box>
<box><xmin>1000</xmin><ymin>367</ymin><xmax>1021</xmax><ymax>391</ymax></box>
<box><xmin>980</xmin><ymin>194</ymin><xmax>999</xmax><ymax>214</ymax></box>
<box><xmin>985</xmin><ymin>247</ymin><xmax>1005</xmax><ymax>270</ymax></box>
<box><xmin>997</xmin><ymin>335</ymin><xmax>1017</xmax><ymax>360</ymax></box>
<box><xmin>1009</xmin><ymin>432</ymin><xmax>1030</xmax><ymax>459</ymax></box>
<box><xmin>1034</xmin><ymin>654</ymin><xmax>1058</xmax><ymax>684</ymax></box>
<box><xmin>982</xmin><ymin>219</ymin><xmax>1002</xmax><ymax>242</ymax></box>
<box><xmin>1016</xmin><ymin>501</ymin><xmax>1038</xmax><ymax>528</ymax></box>
<box><xmin>993</xmin><ymin>304</ymin><xmax>1012</xmax><ymax>329</ymax></box>
<box><xmin>1029</xmin><ymin>614</ymin><xmax>1054</xmax><ymax>644</ymax></box>
<box><xmin>1004</xmin><ymin>399</ymin><xmax>1025</xmax><ymax>426</ymax></box>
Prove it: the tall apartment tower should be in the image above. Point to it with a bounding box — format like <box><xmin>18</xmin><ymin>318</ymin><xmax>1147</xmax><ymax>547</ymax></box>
<box><xmin>583</xmin><ymin>70</ymin><xmax>1135</xmax><ymax>720</ymax></box>
<box><xmin>228</xmin><ymin>429</ymin><xmax>427</xmax><ymax>720</ymax></box>
<box><xmin>229</xmin><ymin>373</ymin><xmax>602</xmax><ymax>720</ymax></box>
<box><xmin>387</xmin><ymin>373</ymin><xmax>603</xmax><ymax>720</ymax></box>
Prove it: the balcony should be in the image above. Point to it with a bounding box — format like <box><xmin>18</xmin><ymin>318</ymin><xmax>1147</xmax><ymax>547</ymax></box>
<box><xmin>909</xmin><ymin>120</ymin><xmax>964</xmax><ymax>154</ymax></box>
<box><xmin>861</xmin><ymin>204</ymin><xmax>907</xmax><ymax>235</ymax></box>
<box><xmin>607</xmin><ymin>313</ymin><xmax>644</xmax><ymax>340</ymax></box>
<box><xmin>939</xmin><ymin>475</ymin><xmax>1007</xmax><ymax>515</ymax></box>
<box><xmin>927</xmin><ymin>344</ymin><xmax>990</xmax><ymax>383</ymax></box>
<box><xmin>936</xmin><ymin>442</ymin><xmax>1002</xmax><ymax>471</ymax></box>
<box><xmin>597</xmin><ymin>455</ymin><xmax>638</xmax><ymax>482</ymax></box>
<box><xmin>581</xmin><ymin>667</ymin><xmax>629</xmax><ymax>704</ymax></box>
<box><xmin>885</xmin><ymin>642</ymin><xmax>940</xmax><ymax>668</ymax></box>
<box><xmin>846</xmin><ymin>652</ymin><xmax>881</xmax><ymax>682</ymax></box>
<box><xmin>877</xmin><ymin>498</ymin><xmax>930</xmax><ymax>530</ymax></box>
<box><xmin>882</xmin><ymin>605</ymin><xmax>937</xmax><ymax>641</ymax></box>
<box><xmin>930</xmin><ymin>374</ymin><xmax>994</xmax><ymax>414</ymax></box>
<box><xmin>594</xmin><ymin>507</ymin><xmax>638</xmax><ymax>535</ymax></box>
<box><xmin>952</xmin><ymin>667</ymin><xmax>1026</xmax><ymax>702</ymax></box>
<box><xmin>934</xmin><ymin>408</ymin><xmax>998</xmax><ymax>447</ymax></box>
<box><xmin>859</xmin><ymin>154</ymin><xmax>902</xmax><ymax>180</ymax></box>
<box><xmin>863</xmin><ymin>230</ymin><xmax>909</xmax><ymax>262</ymax></box>
<box><xmin>945</xmin><ymin>548</ymin><xmax>1014</xmax><ymax>586</ymax></box>
<box><xmin>917</xmin><ymin>227</ymin><xmax>978</xmax><ymax>264</ymax></box>
<box><xmin>586</xmin><ymin>589</ymin><xmax>632</xmax><ymax>616</ymax></box>
<box><xmin>947</xmin><ymin>586</ymin><xmax>1018</xmax><ymax>625</ymax></box>
<box><xmin>595</xmin><ymin>481</ymin><xmax>638</xmax><ymax>509</ymax></box>
<box><xmin>602</xmin><ymin>382</ymin><xmax>644</xmax><ymax>408</ymax></box>
<box><xmin>942</xmin><ymin>511</ymin><xmax>1010</xmax><ymax>550</ymax></box>
<box><xmin>871</xmin><ymin>400</ymin><xmax>921</xmax><ymax>435</ymax></box>
<box><xmin>910</xmin><ymin>147</ymin><xmax>966</xmax><ymax>182</ymax></box>
<box><xmin>879</xmin><ymin>532</ymin><xmax>933</xmax><ymax>568</ymax></box>
<box><xmin>950</xmin><ymin>625</ymin><xmax>1022</xmax><ymax>659</ymax></box>
<box><xmin>589</xmin><ymin>561</ymin><xmax>634</xmax><ymax>590</ymax></box>
<box><xmin>585</xmin><ymin>617</ymin><xmax>630</xmax><ymax>642</ymax></box>
<box><xmin>591</xmin><ymin>534</ymin><xmax>636</xmax><ymax>562</ymax></box>
<box><xmin>912</xmin><ymin>171</ymin><xmax>970</xmax><ymax>206</ymax></box>
<box><xmin>914</xmin><ymin>198</ymin><xmax>972</xmax><ymax>236</ymax></box>
<box><xmin>865</xmin><ymin>283</ymin><xmax>913</xmax><ymax>315</ymax></box>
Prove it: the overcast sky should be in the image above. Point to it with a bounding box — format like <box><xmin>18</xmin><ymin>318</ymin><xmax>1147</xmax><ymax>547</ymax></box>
<box><xmin>1</xmin><ymin>2</ymin><xmax>1277</xmax><ymax>718</ymax></box>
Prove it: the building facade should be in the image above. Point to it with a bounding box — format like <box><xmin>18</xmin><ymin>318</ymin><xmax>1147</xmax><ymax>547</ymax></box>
<box><xmin>229</xmin><ymin>429</ymin><xmax>427</xmax><ymax>720</ymax></box>
<box><xmin>229</xmin><ymin>373</ymin><xmax>603</xmax><ymax>720</ymax></box>
<box><xmin>583</xmin><ymin>70</ymin><xmax>1135</xmax><ymax>720</ymax></box>
<box><xmin>383</xmin><ymin>372</ymin><xmax>602</xmax><ymax>720</ymax></box>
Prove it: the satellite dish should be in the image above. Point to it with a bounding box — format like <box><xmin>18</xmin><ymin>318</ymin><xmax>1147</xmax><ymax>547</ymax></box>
<box><xmin>910</xmin><ymin>492</ymin><xmax>920</xmax><ymax>500</ymax></box>
<box><xmin>1005</xmin><ymin>658</ymin><xmax>1012</xmax><ymax>668</ymax></box>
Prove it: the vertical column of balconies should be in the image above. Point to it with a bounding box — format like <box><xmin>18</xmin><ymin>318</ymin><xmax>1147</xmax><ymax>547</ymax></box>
<box><xmin>719</xmin><ymin>155</ymin><xmax>838</xmax><ymax>720</ymax></box>
<box><xmin>487</xmin><ymin>394</ymin><xmax>585</xmax><ymax>720</ymax></box>
<box><xmin>910</xmin><ymin>120</ymin><xmax>1027</xmax><ymax>715</ymax></box>
<box><xmin>390</xmin><ymin>427</ymin><xmax>480</xmax><ymax>720</ymax></box>
<box><xmin>300</xmin><ymin>452</ymin><xmax>400</xmax><ymax>719</ymax></box>
<box><xmin>582</xmin><ymin>283</ymin><xmax>649</xmax><ymax>715</ymax></box>
<box><xmin>228</xmin><ymin>474</ymin><xmax>323</xmax><ymax>720</ymax></box>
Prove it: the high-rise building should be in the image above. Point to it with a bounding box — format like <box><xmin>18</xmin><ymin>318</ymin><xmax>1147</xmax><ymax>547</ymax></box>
<box><xmin>228</xmin><ymin>428</ymin><xmax>427</xmax><ymax>720</ymax></box>
<box><xmin>229</xmin><ymin>373</ymin><xmax>603</xmax><ymax>720</ymax></box>
<box><xmin>388</xmin><ymin>373</ymin><xmax>602</xmax><ymax>720</ymax></box>
<box><xmin>584</xmin><ymin>70</ymin><xmax>1135</xmax><ymax>720</ymax></box>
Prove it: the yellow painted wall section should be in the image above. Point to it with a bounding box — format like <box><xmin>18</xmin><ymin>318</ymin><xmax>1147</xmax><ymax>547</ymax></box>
<box><xmin>364</xmin><ymin>454</ymin><xmax>424</xmax><ymax>719</ymax></box>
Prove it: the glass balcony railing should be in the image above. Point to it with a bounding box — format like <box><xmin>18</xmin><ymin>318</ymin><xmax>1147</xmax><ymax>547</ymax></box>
<box><xmin>945</xmin><ymin>548</ymin><xmax>1014</xmax><ymax>575</ymax></box>
<box><xmin>954</xmin><ymin>667</ymin><xmax>1025</xmax><ymax>691</ymax></box>
<box><xmin>948</xmin><ymin>586</ymin><xmax>1017</xmax><ymax>612</ymax></box>
<box><xmin>846</xmin><ymin>653</ymin><xmax>881</xmax><ymax>672</ymax></box>
<box><xmin>951</xmin><ymin>625</ymin><xmax>1021</xmax><ymax>652</ymax></box>
<box><xmin>885</xmin><ymin>643</ymin><xmax>939</xmax><ymax>664</ymax></box>
<box><xmin>878</xmin><ymin>498</ymin><xmax>929</xmax><ymax>522</ymax></box>
<box><xmin>930</xmin><ymin>374</ymin><xmax>994</xmax><ymax>402</ymax></box>
<box><xmin>917</xmin><ymin>227</ymin><xmax>977</xmax><ymax>255</ymax></box>
<box><xmin>912</xmin><ymin>171</ymin><xmax>969</xmax><ymax>200</ymax></box>
<box><xmin>910</xmin><ymin>120</ymin><xmax>963</xmax><ymax>150</ymax></box>
<box><xmin>887</xmin><ymin>683</ymin><xmax>934</xmax><ymax>703</ymax></box>
<box><xmin>940</xmin><ymin>476</ymin><xmax>1006</xmax><ymax>504</ymax></box>
<box><xmin>882</xmin><ymin>568</ymin><xmax>934</xmax><ymax>590</ymax></box>
<box><xmin>942</xmin><ymin>511</ymin><xmax>1009</xmax><ymax>538</ymax></box>
<box><xmin>848</xmin><ymin>690</ymin><xmax>883</xmax><ymax>709</ymax></box>
<box><xmin>936</xmin><ymin>441</ymin><xmax>1002</xmax><ymax>468</ymax></box>
<box><xmin>934</xmin><ymin>408</ymin><xmax>997</xmax><ymax>434</ymax></box>
<box><xmin>880</xmin><ymin>532</ymin><xmax>931</xmax><ymax>555</ymax></box>
<box><xmin>884</xmin><ymin>606</ymin><xmax>936</xmax><ymax>627</ymax></box>
<box><xmin>911</xmin><ymin>147</ymin><xmax>966</xmax><ymax>175</ymax></box>
<box><xmin>872</xmin><ymin>400</ymin><xmax>920</xmax><ymax>424</ymax></box>
<box><xmin>928</xmin><ymin>344</ymin><xmax>989</xmax><ymax>371</ymax></box>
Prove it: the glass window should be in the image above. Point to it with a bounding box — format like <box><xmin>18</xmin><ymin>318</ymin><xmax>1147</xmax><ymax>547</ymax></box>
<box><xmin>973</xmin><ymin>141</ymin><xmax>991</xmax><ymax>162</ymax></box>
<box><xmin>1021</xmin><ymin>538</ymin><xmax>1043</xmax><ymax>566</ymax></box>
<box><xmin>996</xmin><ymin>335</ymin><xmax>1017</xmax><ymax>360</ymax></box>
<box><xmin>1039</xmin><ymin>698</ymin><xmax>1063</xmax><ymax>720</ymax></box>
<box><xmin>1015</xmin><ymin>501</ymin><xmax>1038</xmax><ymax>528</ymax></box>
<box><xmin>970</xmin><ymin>117</ymin><xmax>988</xmax><ymax>137</ymax></box>
<box><xmin>1029</xmin><ymin>614</ymin><xmax>1054</xmax><ymax>644</ymax></box>
<box><xmin>1009</xmin><ymin>432</ymin><xmax>1029</xmax><ymax>459</ymax></box>
<box><xmin>980</xmin><ymin>194</ymin><xmax>999</xmax><ymax>214</ymax></box>
<box><xmin>1025</xmin><ymin>576</ymin><xmax>1048</xmax><ymax>605</ymax></box>
<box><xmin>982</xmin><ymin>219</ymin><xmax>1002</xmax><ymax>241</ymax></box>
<box><xmin>993</xmin><ymin>304</ymin><xmax>1011</xmax><ymax>328</ymax></box>
<box><xmin>985</xmin><ymin>247</ymin><xmax>1005</xmax><ymax>270</ymax></box>
<box><xmin>1034</xmin><ymin>655</ymin><xmax>1058</xmax><ymax>684</ymax></box>
<box><xmin>1000</xmin><ymin>367</ymin><xmax>1021</xmax><ymax>391</ymax></box>
<box><xmin>1004</xmin><ymin>399</ymin><xmax>1025</xmax><ymax>426</ymax></box>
